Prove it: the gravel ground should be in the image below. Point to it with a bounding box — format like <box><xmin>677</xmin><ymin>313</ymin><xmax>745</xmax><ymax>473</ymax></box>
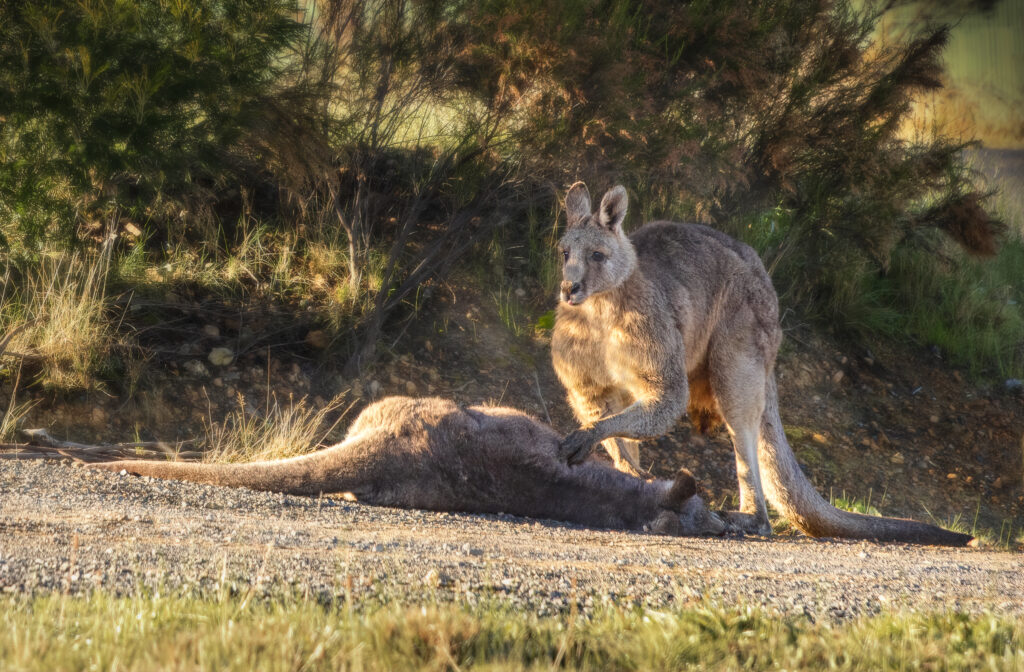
<box><xmin>1</xmin><ymin>459</ymin><xmax>1021</xmax><ymax>622</ymax></box>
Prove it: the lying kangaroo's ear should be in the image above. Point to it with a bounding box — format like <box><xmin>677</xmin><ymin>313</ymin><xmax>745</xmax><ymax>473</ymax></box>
<box><xmin>661</xmin><ymin>468</ymin><xmax>698</xmax><ymax>512</ymax></box>
<box><xmin>565</xmin><ymin>182</ymin><xmax>592</xmax><ymax>228</ymax></box>
<box><xmin>598</xmin><ymin>185</ymin><xmax>628</xmax><ymax>233</ymax></box>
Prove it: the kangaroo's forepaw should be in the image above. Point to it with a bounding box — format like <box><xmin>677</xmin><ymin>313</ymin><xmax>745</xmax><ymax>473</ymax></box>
<box><xmin>559</xmin><ymin>430</ymin><xmax>597</xmax><ymax>465</ymax></box>
<box><xmin>724</xmin><ymin>512</ymin><xmax>772</xmax><ymax>537</ymax></box>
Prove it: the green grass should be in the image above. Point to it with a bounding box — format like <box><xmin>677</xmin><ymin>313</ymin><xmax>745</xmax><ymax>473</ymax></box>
<box><xmin>829</xmin><ymin>489</ymin><xmax>884</xmax><ymax>517</ymax></box>
<box><xmin>1</xmin><ymin>593</ymin><xmax>1022</xmax><ymax>671</ymax></box>
<box><xmin>886</xmin><ymin>238</ymin><xmax>1024</xmax><ymax>378</ymax></box>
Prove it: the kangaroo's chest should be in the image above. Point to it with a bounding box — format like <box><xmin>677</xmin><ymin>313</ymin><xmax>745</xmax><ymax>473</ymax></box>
<box><xmin>552</xmin><ymin>309</ymin><xmax>651</xmax><ymax>396</ymax></box>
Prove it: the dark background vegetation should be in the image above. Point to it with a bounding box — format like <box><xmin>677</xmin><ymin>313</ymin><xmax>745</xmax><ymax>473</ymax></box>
<box><xmin>2</xmin><ymin>0</ymin><xmax>1020</xmax><ymax>385</ymax></box>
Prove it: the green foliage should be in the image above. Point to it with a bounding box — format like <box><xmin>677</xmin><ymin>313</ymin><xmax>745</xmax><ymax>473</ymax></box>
<box><xmin>0</xmin><ymin>0</ymin><xmax>310</xmax><ymax>248</ymax></box>
<box><xmin>830</xmin><ymin>489</ymin><xmax>883</xmax><ymax>516</ymax></box>
<box><xmin>0</xmin><ymin>0</ymin><xmax>1015</xmax><ymax>377</ymax></box>
<box><xmin>3</xmin><ymin>593</ymin><xmax>1023</xmax><ymax>671</ymax></box>
<box><xmin>886</xmin><ymin>237</ymin><xmax>1024</xmax><ymax>376</ymax></box>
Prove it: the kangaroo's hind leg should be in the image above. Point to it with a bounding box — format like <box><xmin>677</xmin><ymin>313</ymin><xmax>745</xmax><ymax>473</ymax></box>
<box><xmin>601</xmin><ymin>437</ymin><xmax>644</xmax><ymax>477</ymax></box>
<box><xmin>595</xmin><ymin>389</ymin><xmax>646</xmax><ymax>476</ymax></box>
<box><xmin>564</xmin><ymin>387</ymin><xmax>645</xmax><ymax>476</ymax></box>
<box><xmin>709</xmin><ymin>348</ymin><xmax>772</xmax><ymax>536</ymax></box>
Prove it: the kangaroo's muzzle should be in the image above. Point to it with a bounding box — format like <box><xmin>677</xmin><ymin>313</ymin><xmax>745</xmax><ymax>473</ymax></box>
<box><xmin>560</xmin><ymin>281</ymin><xmax>583</xmax><ymax>305</ymax></box>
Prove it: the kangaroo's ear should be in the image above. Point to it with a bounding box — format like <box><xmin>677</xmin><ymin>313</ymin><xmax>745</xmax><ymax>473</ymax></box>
<box><xmin>598</xmin><ymin>185</ymin><xmax>628</xmax><ymax>233</ymax></box>
<box><xmin>565</xmin><ymin>182</ymin><xmax>592</xmax><ymax>228</ymax></box>
<box><xmin>661</xmin><ymin>468</ymin><xmax>698</xmax><ymax>512</ymax></box>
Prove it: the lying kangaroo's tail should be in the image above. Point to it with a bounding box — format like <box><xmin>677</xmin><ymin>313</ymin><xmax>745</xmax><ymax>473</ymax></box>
<box><xmin>91</xmin><ymin>444</ymin><xmax>351</xmax><ymax>497</ymax></box>
<box><xmin>758</xmin><ymin>375</ymin><xmax>972</xmax><ymax>546</ymax></box>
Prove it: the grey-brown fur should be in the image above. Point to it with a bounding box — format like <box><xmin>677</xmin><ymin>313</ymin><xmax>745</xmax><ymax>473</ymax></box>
<box><xmin>92</xmin><ymin>396</ymin><xmax>727</xmax><ymax>537</ymax></box>
<box><xmin>551</xmin><ymin>182</ymin><xmax>972</xmax><ymax>547</ymax></box>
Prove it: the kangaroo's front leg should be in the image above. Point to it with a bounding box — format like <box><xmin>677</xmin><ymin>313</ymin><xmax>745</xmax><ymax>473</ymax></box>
<box><xmin>560</xmin><ymin>381</ymin><xmax>688</xmax><ymax>467</ymax></box>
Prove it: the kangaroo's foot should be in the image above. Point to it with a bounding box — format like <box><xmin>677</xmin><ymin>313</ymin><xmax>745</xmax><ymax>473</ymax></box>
<box><xmin>724</xmin><ymin>511</ymin><xmax>772</xmax><ymax>537</ymax></box>
<box><xmin>559</xmin><ymin>429</ymin><xmax>598</xmax><ymax>465</ymax></box>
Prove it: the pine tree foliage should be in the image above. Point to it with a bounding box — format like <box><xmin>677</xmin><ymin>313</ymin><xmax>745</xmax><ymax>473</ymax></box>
<box><xmin>0</xmin><ymin>0</ymin><xmax>311</xmax><ymax>248</ymax></box>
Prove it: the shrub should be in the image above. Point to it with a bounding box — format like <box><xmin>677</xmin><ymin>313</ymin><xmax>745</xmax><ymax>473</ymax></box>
<box><xmin>0</xmin><ymin>0</ymin><xmax>314</xmax><ymax>249</ymax></box>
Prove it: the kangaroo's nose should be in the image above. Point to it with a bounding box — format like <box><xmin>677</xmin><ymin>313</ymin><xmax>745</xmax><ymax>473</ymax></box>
<box><xmin>560</xmin><ymin>281</ymin><xmax>582</xmax><ymax>303</ymax></box>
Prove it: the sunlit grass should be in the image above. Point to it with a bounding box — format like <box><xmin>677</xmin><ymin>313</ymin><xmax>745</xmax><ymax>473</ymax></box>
<box><xmin>0</xmin><ymin>247</ymin><xmax>123</xmax><ymax>391</ymax></box>
<box><xmin>202</xmin><ymin>392</ymin><xmax>353</xmax><ymax>463</ymax></box>
<box><xmin>829</xmin><ymin>489</ymin><xmax>883</xmax><ymax>517</ymax></box>
<box><xmin>1</xmin><ymin>592</ymin><xmax>1021</xmax><ymax>671</ymax></box>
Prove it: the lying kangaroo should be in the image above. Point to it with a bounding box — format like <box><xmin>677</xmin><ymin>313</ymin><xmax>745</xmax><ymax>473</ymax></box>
<box><xmin>552</xmin><ymin>182</ymin><xmax>971</xmax><ymax>546</ymax></box>
<box><xmin>91</xmin><ymin>396</ymin><xmax>727</xmax><ymax>537</ymax></box>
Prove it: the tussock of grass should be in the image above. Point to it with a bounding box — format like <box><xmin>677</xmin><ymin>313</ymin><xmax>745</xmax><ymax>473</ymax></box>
<box><xmin>0</xmin><ymin>364</ymin><xmax>36</xmax><ymax>441</ymax></box>
<box><xmin>1</xmin><ymin>593</ymin><xmax>1022</xmax><ymax>671</ymax></box>
<box><xmin>1</xmin><ymin>248</ymin><xmax>122</xmax><ymax>391</ymax></box>
<box><xmin>830</xmin><ymin>489</ymin><xmax>884</xmax><ymax>517</ymax></box>
<box><xmin>203</xmin><ymin>393</ymin><xmax>352</xmax><ymax>463</ymax></box>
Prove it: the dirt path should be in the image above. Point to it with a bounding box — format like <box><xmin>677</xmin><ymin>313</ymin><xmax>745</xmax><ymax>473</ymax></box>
<box><xmin>1</xmin><ymin>460</ymin><xmax>1020</xmax><ymax>622</ymax></box>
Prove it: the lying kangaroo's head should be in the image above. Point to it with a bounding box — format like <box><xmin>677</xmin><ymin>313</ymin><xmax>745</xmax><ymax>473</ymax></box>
<box><xmin>651</xmin><ymin>468</ymin><xmax>729</xmax><ymax>536</ymax></box>
<box><xmin>558</xmin><ymin>182</ymin><xmax>637</xmax><ymax>306</ymax></box>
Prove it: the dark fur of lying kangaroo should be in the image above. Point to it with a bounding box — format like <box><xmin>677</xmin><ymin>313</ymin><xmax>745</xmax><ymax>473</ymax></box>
<box><xmin>552</xmin><ymin>183</ymin><xmax>972</xmax><ymax>547</ymax></box>
<box><xmin>91</xmin><ymin>396</ymin><xmax>727</xmax><ymax>537</ymax></box>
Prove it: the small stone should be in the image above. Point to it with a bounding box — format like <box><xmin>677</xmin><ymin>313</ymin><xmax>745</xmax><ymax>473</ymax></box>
<box><xmin>831</xmin><ymin>371</ymin><xmax>844</xmax><ymax>384</ymax></box>
<box><xmin>183</xmin><ymin>360</ymin><xmax>210</xmax><ymax>378</ymax></box>
<box><xmin>929</xmin><ymin>415</ymin><xmax>940</xmax><ymax>423</ymax></box>
<box><xmin>890</xmin><ymin>452</ymin><xmax>905</xmax><ymax>464</ymax></box>
<box><xmin>812</xmin><ymin>433</ymin><xmax>827</xmax><ymax>444</ymax></box>
<box><xmin>212</xmin><ymin>377</ymin><xmax>224</xmax><ymax>388</ymax></box>
<box><xmin>91</xmin><ymin>407</ymin><xmax>106</xmax><ymax>424</ymax></box>
<box><xmin>405</xmin><ymin>380</ymin><xmax>417</xmax><ymax>395</ymax></box>
<box><xmin>947</xmin><ymin>473</ymin><xmax>957</xmax><ymax>479</ymax></box>
<box><xmin>208</xmin><ymin>347</ymin><xmax>234</xmax><ymax>367</ymax></box>
<box><xmin>423</xmin><ymin>569</ymin><xmax>453</xmax><ymax>587</ymax></box>
<box><xmin>368</xmin><ymin>380</ymin><xmax>381</xmax><ymax>398</ymax></box>
<box><xmin>305</xmin><ymin>330</ymin><xmax>329</xmax><ymax>349</ymax></box>
<box><xmin>201</xmin><ymin>324</ymin><xmax>220</xmax><ymax>339</ymax></box>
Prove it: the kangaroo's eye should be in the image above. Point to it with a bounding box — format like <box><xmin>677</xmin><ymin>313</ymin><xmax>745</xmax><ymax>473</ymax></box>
<box><xmin>562</xmin><ymin>250</ymin><xmax>569</xmax><ymax>262</ymax></box>
<box><xmin>591</xmin><ymin>251</ymin><xmax>606</xmax><ymax>262</ymax></box>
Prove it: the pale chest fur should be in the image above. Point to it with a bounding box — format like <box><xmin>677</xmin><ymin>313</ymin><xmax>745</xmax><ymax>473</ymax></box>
<box><xmin>552</xmin><ymin>301</ymin><xmax>661</xmax><ymax>401</ymax></box>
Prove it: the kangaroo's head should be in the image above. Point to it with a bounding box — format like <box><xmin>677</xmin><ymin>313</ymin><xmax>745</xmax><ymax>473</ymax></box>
<box><xmin>557</xmin><ymin>182</ymin><xmax>637</xmax><ymax>306</ymax></box>
<box><xmin>651</xmin><ymin>469</ymin><xmax>730</xmax><ymax>537</ymax></box>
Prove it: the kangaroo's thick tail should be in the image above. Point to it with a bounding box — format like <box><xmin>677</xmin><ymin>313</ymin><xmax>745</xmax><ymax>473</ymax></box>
<box><xmin>91</xmin><ymin>445</ymin><xmax>351</xmax><ymax>497</ymax></box>
<box><xmin>758</xmin><ymin>375</ymin><xmax>972</xmax><ymax>546</ymax></box>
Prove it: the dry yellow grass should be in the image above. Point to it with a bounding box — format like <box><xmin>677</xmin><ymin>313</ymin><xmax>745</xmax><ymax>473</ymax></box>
<box><xmin>1</xmin><ymin>245</ymin><xmax>120</xmax><ymax>391</ymax></box>
<box><xmin>202</xmin><ymin>392</ymin><xmax>354</xmax><ymax>463</ymax></box>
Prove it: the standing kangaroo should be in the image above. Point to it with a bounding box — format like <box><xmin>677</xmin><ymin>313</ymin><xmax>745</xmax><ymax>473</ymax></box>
<box><xmin>551</xmin><ymin>182</ymin><xmax>972</xmax><ymax>546</ymax></box>
<box><xmin>92</xmin><ymin>396</ymin><xmax>727</xmax><ymax>537</ymax></box>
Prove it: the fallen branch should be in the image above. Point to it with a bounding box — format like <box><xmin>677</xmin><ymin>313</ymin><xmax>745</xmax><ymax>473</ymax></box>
<box><xmin>0</xmin><ymin>429</ymin><xmax>199</xmax><ymax>463</ymax></box>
